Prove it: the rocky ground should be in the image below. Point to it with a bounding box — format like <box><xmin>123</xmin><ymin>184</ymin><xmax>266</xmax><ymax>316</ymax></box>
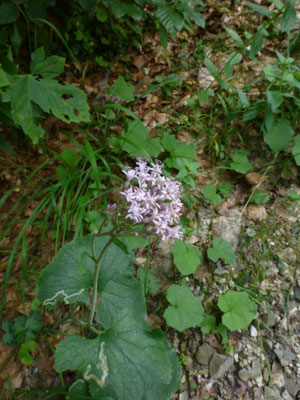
<box><xmin>147</xmin><ymin>180</ymin><xmax>300</xmax><ymax>400</ymax></box>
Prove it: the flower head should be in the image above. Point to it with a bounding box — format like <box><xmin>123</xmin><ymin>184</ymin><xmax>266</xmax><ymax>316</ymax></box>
<box><xmin>120</xmin><ymin>159</ymin><xmax>184</xmax><ymax>240</ymax></box>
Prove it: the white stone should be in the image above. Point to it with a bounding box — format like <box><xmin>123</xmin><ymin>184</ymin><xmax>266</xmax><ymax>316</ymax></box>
<box><xmin>250</xmin><ymin>325</ymin><xmax>258</xmax><ymax>337</ymax></box>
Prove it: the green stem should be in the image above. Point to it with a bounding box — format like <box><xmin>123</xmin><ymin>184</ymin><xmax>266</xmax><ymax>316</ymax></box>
<box><xmin>89</xmin><ymin>237</ymin><xmax>114</xmax><ymax>326</ymax></box>
<box><xmin>144</xmin><ymin>236</ymin><xmax>152</xmax><ymax>295</ymax></box>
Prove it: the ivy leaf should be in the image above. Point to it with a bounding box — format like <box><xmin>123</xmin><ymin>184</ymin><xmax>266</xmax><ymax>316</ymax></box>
<box><xmin>264</xmin><ymin>119</ymin><xmax>294</xmax><ymax>152</ymax></box>
<box><xmin>172</xmin><ymin>240</ymin><xmax>201</xmax><ymax>275</ymax></box>
<box><xmin>207</xmin><ymin>237</ymin><xmax>236</xmax><ymax>266</ymax></box>
<box><xmin>106</xmin><ymin>76</ymin><xmax>135</xmax><ymax>102</ymax></box>
<box><xmin>218</xmin><ymin>290</ymin><xmax>257</xmax><ymax>331</ymax></box>
<box><xmin>292</xmin><ymin>135</ymin><xmax>300</xmax><ymax>166</ymax></box>
<box><xmin>203</xmin><ymin>185</ymin><xmax>222</xmax><ymax>205</ymax></box>
<box><xmin>163</xmin><ymin>285</ymin><xmax>204</xmax><ymax>332</ymax></box>
<box><xmin>0</xmin><ymin>2</ymin><xmax>20</xmax><ymax>25</ymax></box>
<box><xmin>229</xmin><ymin>150</ymin><xmax>252</xmax><ymax>174</ymax></box>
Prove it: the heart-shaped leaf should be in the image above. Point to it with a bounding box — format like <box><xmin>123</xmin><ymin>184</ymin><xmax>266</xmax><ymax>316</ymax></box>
<box><xmin>172</xmin><ymin>240</ymin><xmax>202</xmax><ymax>275</ymax></box>
<box><xmin>218</xmin><ymin>290</ymin><xmax>257</xmax><ymax>331</ymax></box>
<box><xmin>207</xmin><ymin>237</ymin><xmax>236</xmax><ymax>266</ymax></box>
<box><xmin>164</xmin><ymin>285</ymin><xmax>204</xmax><ymax>332</ymax></box>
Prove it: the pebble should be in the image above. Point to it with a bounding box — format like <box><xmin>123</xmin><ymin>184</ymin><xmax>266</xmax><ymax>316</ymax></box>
<box><xmin>196</xmin><ymin>343</ymin><xmax>216</xmax><ymax>365</ymax></box>
<box><xmin>271</xmin><ymin>372</ymin><xmax>285</xmax><ymax>387</ymax></box>
<box><xmin>209</xmin><ymin>353</ymin><xmax>234</xmax><ymax>379</ymax></box>
<box><xmin>179</xmin><ymin>391</ymin><xmax>189</xmax><ymax>400</ymax></box>
<box><xmin>274</xmin><ymin>348</ymin><xmax>296</xmax><ymax>367</ymax></box>
<box><xmin>250</xmin><ymin>325</ymin><xmax>258</xmax><ymax>337</ymax></box>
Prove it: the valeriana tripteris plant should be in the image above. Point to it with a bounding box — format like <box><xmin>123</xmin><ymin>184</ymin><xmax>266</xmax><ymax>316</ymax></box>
<box><xmin>37</xmin><ymin>158</ymin><xmax>183</xmax><ymax>400</ymax></box>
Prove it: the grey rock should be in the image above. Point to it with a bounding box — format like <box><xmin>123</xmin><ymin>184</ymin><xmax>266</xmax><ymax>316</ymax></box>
<box><xmin>294</xmin><ymin>286</ymin><xmax>300</xmax><ymax>302</ymax></box>
<box><xmin>209</xmin><ymin>353</ymin><xmax>233</xmax><ymax>379</ymax></box>
<box><xmin>238</xmin><ymin>358</ymin><xmax>261</xmax><ymax>382</ymax></box>
<box><xmin>262</xmin><ymin>312</ymin><xmax>278</xmax><ymax>327</ymax></box>
<box><xmin>272</xmin><ymin>372</ymin><xmax>285</xmax><ymax>387</ymax></box>
<box><xmin>274</xmin><ymin>348</ymin><xmax>296</xmax><ymax>367</ymax></box>
<box><xmin>284</xmin><ymin>375</ymin><xmax>298</xmax><ymax>397</ymax></box>
<box><xmin>196</xmin><ymin>343</ymin><xmax>216</xmax><ymax>365</ymax></box>
<box><xmin>150</xmin><ymin>239</ymin><xmax>173</xmax><ymax>288</ymax></box>
<box><xmin>281</xmin><ymin>390</ymin><xmax>293</xmax><ymax>400</ymax></box>
<box><xmin>179</xmin><ymin>391</ymin><xmax>189</xmax><ymax>400</ymax></box>
<box><xmin>264</xmin><ymin>386</ymin><xmax>283</xmax><ymax>400</ymax></box>
<box><xmin>212</xmin><ymin>209</ymin><xmax>243</xmax><ymax>251</ymax></box>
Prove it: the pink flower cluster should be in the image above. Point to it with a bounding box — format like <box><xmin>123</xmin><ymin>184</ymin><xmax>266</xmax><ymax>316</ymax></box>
<box><xmin>120</xmin><ymin>159</ymin><xmax>184</xmax><ymax>240</ymax></box>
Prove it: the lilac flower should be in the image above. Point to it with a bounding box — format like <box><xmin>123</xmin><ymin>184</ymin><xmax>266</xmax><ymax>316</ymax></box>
<box><xmin>120</xmin><ymin>158</ymin><xmax>184</xmax><ymax>240</ymax></box>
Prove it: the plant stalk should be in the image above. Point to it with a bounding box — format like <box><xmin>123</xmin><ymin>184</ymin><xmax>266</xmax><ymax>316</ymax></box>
<box><xmin>89</xmin><ymin>237</ymin><xmax>114</xmax><ymax>326</ymax></box>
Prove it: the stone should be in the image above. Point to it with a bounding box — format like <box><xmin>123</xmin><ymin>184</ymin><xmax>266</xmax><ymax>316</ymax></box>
<box><xmin>284</xmin><ymin>375</ymin><xmax>298</xmax><ymax>397</ymax></box>
<box><xmin>281</xmin><ymin>390</ymin><xmax>293</xmax><ymax>400</ymax></box>
<box><xmin>179</xmin><ymin>391</ymin><xmax>189</xmax><ymax>400</ymax></box>
<box><xmin>209</xmin><ymin>353</ymin><xmax>233</xmax><ymax>379</ymax></box>
<box><xmin>274</xmin><ymin>348</ymin><xmax>296</xmax><ymax>367</ymax></box>
<box><xmin>262</xmin><ymin>312</ymin><xmax>278</xmax><ymax>327</ymax></box>
<box><xmin>196</xmin><ymin>343</ymin><xmax>216</xmax><ymax>365</ymax></box>
<box><xmin>250</xmin><ymin>325</ymin><xmax>258</xmax><ymax>337</ymax></box>
<box><xmin>212</xmin><ymin>209</ymin><xmax>243</xmax><ymax>251</ymax></box>
<box><xmin>294</xmin><ymin>286</ymin><xmax>300</xmax><ymax>302</ymax></box>
<box><xmin>238</xmin><ymin>358</ymin><xmax>261</xmax><ymax>382</ymax></box>
<box><xmin>264</xmin><ymin>386</ymin><xmax>283</xmax><ymax>400</ymax></box>
<box><xmin>272</xmin><ymin>373</ymin><xmax>285</xmax><ymax>387</ymax></box>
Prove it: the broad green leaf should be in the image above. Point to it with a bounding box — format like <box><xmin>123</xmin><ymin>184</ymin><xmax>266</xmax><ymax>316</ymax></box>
<box><xmin>203</xmin><ymin>184</ymin><xmax>222</xmax><ymax>205</ymax></box>
<box><xmin>55</xmin><ymin>320</ymin><xmax>179</xmax><ymax>400</ymax></box>
<box><xmin>0</xmin><ymin>67</ymin><xmax>9</xmax><ymax>87</ymax></box>
<box><xmin>224</xmin><ymin>53</ymin><xmax>242</xmax><ymax>79</ymax></box>
<box><xmin>123</xmin><ymin>235</ymin><xmax>148</xmax><ymax>249</ymax></box>
<box><xmin>30</xmin><ymin>47</ymin><xmax>65</xmax><ymax>79</ymax></box>
<box><xmin>292</xmin><ymin>135</ymin><xmax>300</xmax><ymax>166</ymax></box>
<box><xmin>37</xmin><ymin>236</ymin><xmax>134</xmax><ymax>306</ymax></box>
<box><xmin>264</xmin><ymin>118</ymin><xmax>294</xmax><ymax>152</ymax></box>
<box><xmin>5</xmin><ymin>74</ymin><xmax>90</xmax><ymax>144</ymax></box>
<box><xmin>217</xmin><ymin>182</ymin><xmax>233</xmax><ymax>198</ymax></box>
<box><xmin>119</xmin><ymin>118</ymin><xmax>162</xmax><ymax>157</ymax></box>
<box><xmin>199</xmin><ymin>314</ymin><xmax>217</xmax><ymax>334</ymax></box>
<box><xmin>266</xmin><ymin>90</ymin><xmax>283</xmax><ymax>112</ymax></box>
<box><xmin>218</xmin><ymin>290</ymin><xmax>257</xmax><ymax>331</ymax></box>
<box><xmin>164</xmin><ymin>285</ymin><xmax>204</xmax><ymax>332</ymax></box>
<box><xmin>250</xmin><ymin>31</ymin><xmax>264</xmax><ymax>59</ymax></box>
<box><xmin>237</xmin><ymin>88</ymin><xmax>249</xmax><ymax>107</ymax></box>
<box><xmin>106</xmin><ymin>76</ymin><xmax>135</xmax><ymax>102</ymax></box>
<box><xmin>69</xmin><ymin>380</ymin><xmax>94</xmax><ymax>400</ymax></box>
<box><xmin>224</xmin><ymin>27</ymin><xmax>244</xmax><ymax>47</ymax></box>
<box><xmin>182</xmin><ymin>6</ymin><xmax>205</xmax><ymax>28</ymax></box>
<box><xmin>0</xmin><ymin>2</ymin><xmax>20</xmax><ymax>25</ymax></box>
<box><xmin>0</xmin><ymin>134</ymin><xmax>16</xmax><ymax>155</ymax></box>
<box><xmin>172</xmin><ymin>240</ymin><xmax>202</xmax><ymax>275</ymax></box>
<box><xmin>39</xmin><ymin>235</ymin><xmax>181</xmax><ymax>399</ymax></box>
<box><xmin>207</xmin><ymin>237</ymin><xmax>236</xmax><ymax>266</ymax></box>
<box><xmin>246</xmin><ymin>2</ymin><xmax>274</xmax><ymax>17</ymax></box>
<box><xmin>18</xmin><ymin>341</ymin><xmax>36</xmax><ymax>366</ymax></box>
<box><xmin>204</xmin><ymin>58</ymin><xmax>228</xmax><ymax>89</ymax></box>
<box><xmin>162</xmin><ymin>134</ymin><xmax>196</xmax><ymax>159</ymax></box>
<box><xmin>158</xmin><ymin>25</ymin><xmax>168</xmax><ymax>50</ymax></box>
<box><xmin>280</xmin><ymin>1</ymin><xmax>296</xmax><ymax>33</ymax></box>
<box><xmin>198</xmin><ymin>88</ymin><xmax>214</xmax><ymax>103</ymax></box>
<box><xmin>250</xmin><ymin>189</ymin><xmax>269</xmax><ymax>204</ymax></box>
<box><xmin>230</xmin><ymin>150</ymin><xmax>252</xmax><ymax>174</ymax></box>
<box><xmin>290</xmin><ymin>189</ymin><xmax>300</xmax><ymax>201</ymax></box>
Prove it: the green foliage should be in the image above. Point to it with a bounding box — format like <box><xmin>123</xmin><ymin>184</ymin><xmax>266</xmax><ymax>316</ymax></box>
<box><xmin>172</xmin><ymin>240</ymin><xmax>202</xmax><ymax>275</ymax></box>
<box><xmin>264</xmin><ymin>119</ymin><xmax>294</xmax><ymax>152</ymax></box>
<box><xmin>218</xmin><ymin>290</ymin><xmax>257</xmax><ymax>331</ymax></box>
<box><xmin>207</xmin><ymin>237</ymin><xmax>236</xmax><ymax>266</ymax></box>
<box><xmin>250</xmin><ymin>189</ymin><xmax>269</xmax><ymax>205</ymax></box>
<box><xmin>106</xmin><ymin>75</ymin><xmax>135</xmax><ymax>102</ymax></box>
<box><xmin>203</xmin><ymin>185</ymin><xmax>222</xmax><ymax>205</ymax></box>
<box><xmin>37</xmin><ymin>235</ymin><xmax>181</xmax><ymax>400</ymax></box>
<box><xmin>163</xmin><ymin>284</ymin><xmax>204</xmax><ymax>332</ymax></box>
<box><xmin>0</xmin><ymin>47</ymin><xmax>90</xmax><ymax>143</ymax></box>
<box><xmin>229</xmin><ymin>150</ymin><xmax>252</xmax><ymax>174</ymax></box>
<box><xmin>1</xmin><ymin>309</ymin><xmax>43</xmax><ymax>366</ymax></box>
<box><xmin>137</xmin><ymin>268</ymin><xmax>159</xmax><ymax>294</ymax></box>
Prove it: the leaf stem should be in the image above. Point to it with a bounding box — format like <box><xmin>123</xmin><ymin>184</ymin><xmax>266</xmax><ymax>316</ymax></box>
<box><xmin>89</xmin><ymin>237</ymin><xmax>114</xmax><ymax>326</ymax></box>
<box><xmin>144</xmin><ymin>236</ymin><xmax>152</xmax><ymax>294</ymax></box>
